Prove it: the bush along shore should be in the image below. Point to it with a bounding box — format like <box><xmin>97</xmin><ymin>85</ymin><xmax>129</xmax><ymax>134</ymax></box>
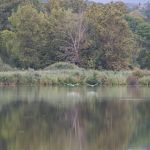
<box><xmin>0</xmin><ymin>62</ymin><xmax>150</xmax><ymax>87</ymax></box>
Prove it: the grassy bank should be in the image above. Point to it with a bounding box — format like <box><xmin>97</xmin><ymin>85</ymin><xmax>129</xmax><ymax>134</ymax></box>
<box><xmin>0</xmin><ymin>63</ymin><xmax>150</xmax><ymax>86</ymax></box>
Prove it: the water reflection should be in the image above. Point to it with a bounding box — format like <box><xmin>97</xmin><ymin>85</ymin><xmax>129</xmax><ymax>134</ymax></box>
<box><xmin>1</xmin><ymin>86</ymin><xmax>150</xmax><ymax>104</ymax></box>
<box><xmin>0</xmin><ymin>86</ymin><xmax>150</xmax><ymax>150</ymax></box>
<box><xmin>0</xmin><ymin>100</ymin><xmax>133</xmax><ymax>150</ymax></box>
<box><xmin>129</xmin><ymin>101</ymin><xmax>150</xmax><ymax>149</ymax></box>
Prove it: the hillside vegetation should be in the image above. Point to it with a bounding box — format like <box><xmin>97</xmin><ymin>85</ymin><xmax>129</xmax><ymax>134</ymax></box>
<box><xmin>0</xmin><ymin>0</ymin><xmax>149</xmax><ymax>71</ymax></box>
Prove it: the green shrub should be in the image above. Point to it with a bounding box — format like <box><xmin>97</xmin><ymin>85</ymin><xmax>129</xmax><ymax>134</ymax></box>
<box><xmin>139</xmin><ymin>76</ymin><xmax>150</xmax><ymax>86</ymax></box>
<box><xmin>0</xmin><ymin>58</ymin><xmax>16</xmax><ymax>71</ymax></box>
<box><xmin>44</xmin><ymin>62</ymin><xmax>79</xmax><ymax>70</ymax></box>
<box><xmin>99</xmin><ymin>74</ymin><xmax>109</xmax><ymax>85</ymax></box>
<box><xmin>132</xmin><ymin>68</ymin><xmax>145</xmax><ymax>78</ymax></box>
<box><xmin>86</xmin><ymin>72</ymin><xmax>100</xmax><ymax>85</ymax></box>
<box><xmin>63</xmin><ymin>77</ymin><xmax>78</xmax><ymax>85</ymax></box>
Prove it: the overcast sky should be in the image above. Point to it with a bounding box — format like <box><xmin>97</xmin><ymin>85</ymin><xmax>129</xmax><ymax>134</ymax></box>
<box><xmin>92</xmin><ymin>0</ymin><xmax>149</xmax><ymax>3</ymax></box>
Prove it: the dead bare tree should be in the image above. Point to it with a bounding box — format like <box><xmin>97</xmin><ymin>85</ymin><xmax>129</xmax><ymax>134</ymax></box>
<box><xmin>57</xmin><ymin>11</ymin><xmax>88</xmax><ymax>66</ymax></box>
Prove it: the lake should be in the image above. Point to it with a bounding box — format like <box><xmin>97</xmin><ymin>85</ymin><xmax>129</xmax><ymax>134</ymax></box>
<box><xmin>0</xmin><ymin>86</ymin><xmax>150</xmax><ymax>150</ymax></box>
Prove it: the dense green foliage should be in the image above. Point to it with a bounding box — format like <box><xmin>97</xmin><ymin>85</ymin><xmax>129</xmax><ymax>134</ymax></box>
<box><xmin>144</xmin><ymin>2</ymin><xmax>150</xmax><ymax>21</ymax></box>
<box><xmin>126</xmin><ymin>14</ymin><xmax>150</xmax><ymax>69</ymax></box>
<box><xmin>86</xmin><ymin>3</ymin><xmax>135</xmax><ymax>70</ymax></box>
<box><xmin>0</xmin><ymin>0</ymin><xmax>40</xmax><ymax>30</ymax></box>
<box><xmin>0</xmin><ymin>57</ymin><xmax>15</xmax><ymax>71</ymax></box>
<box><xmin>9</xmin><ymin>5</ymin><xmax>53</xmax><ymax>69</ymax></box>
<box><xmin>0</xmin><ymin>0</ymin><xmax>150</xmax><ymax>70</ymax></box>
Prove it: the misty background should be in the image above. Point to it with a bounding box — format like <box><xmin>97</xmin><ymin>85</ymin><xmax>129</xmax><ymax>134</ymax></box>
<box><xmin>92</xmin><ymin>0</ymin><xmax>149</xmax><ymax>3</ymax></box>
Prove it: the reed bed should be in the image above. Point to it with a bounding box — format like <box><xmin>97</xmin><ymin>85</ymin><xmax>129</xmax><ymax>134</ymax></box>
<box><xmin>0</xmin><ymin>67</ymin><xmax>149</xmax><ymax>86</ymax></box>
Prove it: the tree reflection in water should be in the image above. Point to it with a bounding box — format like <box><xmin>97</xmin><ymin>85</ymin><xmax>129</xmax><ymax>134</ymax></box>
<box><xmin>0</xmin><ymin>99</ymin><xmax>139</xmax><ymax>150</ymax></box>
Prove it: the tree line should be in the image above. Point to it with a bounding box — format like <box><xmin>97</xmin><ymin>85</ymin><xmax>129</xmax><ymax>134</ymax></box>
<box><xmin>0</xmin><ymin>0</ymin><xmax>150</xmax><ymax>70</ymax></box>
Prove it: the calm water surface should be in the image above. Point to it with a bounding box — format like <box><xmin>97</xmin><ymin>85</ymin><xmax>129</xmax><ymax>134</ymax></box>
<box><xmin>0</xmin><ymin>86</ymin><xmax>150</xmax><ymax>150</ymax></box>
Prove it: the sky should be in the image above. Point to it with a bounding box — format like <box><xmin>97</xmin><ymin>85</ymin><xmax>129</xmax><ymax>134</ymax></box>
<box><xmin>92</xmin><ymin>0</ymin><xmax>149</xmax><ymax>3</ymax></box>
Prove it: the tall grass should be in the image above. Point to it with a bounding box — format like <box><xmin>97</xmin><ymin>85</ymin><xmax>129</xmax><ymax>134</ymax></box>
<box><xmin>0</xmin><ymin>62</ymin><xmax>149</xmax><ymax>86</ymax></box>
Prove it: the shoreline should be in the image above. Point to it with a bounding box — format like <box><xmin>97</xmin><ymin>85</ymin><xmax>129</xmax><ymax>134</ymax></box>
<box><xmin>0</xmin><ymin>69</ymin><xmax>149</xmax><ymax>87</ymax></box>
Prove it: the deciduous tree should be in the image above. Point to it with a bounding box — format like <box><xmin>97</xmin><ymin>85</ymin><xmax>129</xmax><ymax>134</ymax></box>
<box><xmin>8</xmin><ymin>4</ymin><xmax>53</xmax><ymax>69</ymax></box>
<box><xmin>144</xmin><ymin>2</ymin><xmax>150</xmax><ymax>22</ymax></box>
<box><xmin>86</xmin><ymin>2</ymin><xmax>136</xmax><ymax>70</ymax></box>
<box><xmin>126</xmin><ymin>16</ymin><xmax>150</xmax><ymax>69</ymax></box>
